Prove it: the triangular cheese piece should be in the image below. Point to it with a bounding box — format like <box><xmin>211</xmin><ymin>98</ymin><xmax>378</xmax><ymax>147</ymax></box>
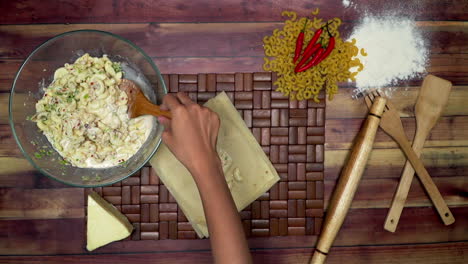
<box><xmin>87</xmin><ymin>192</ymin><xmax>133</xmax><ymax>251</ymax></box>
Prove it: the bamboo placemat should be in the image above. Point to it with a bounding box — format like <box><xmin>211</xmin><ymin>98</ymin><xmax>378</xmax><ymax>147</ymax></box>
<box><xmin>87</xmin><ymin>72</ymin><xmax>325</xmax><ymax>240</ymax></box>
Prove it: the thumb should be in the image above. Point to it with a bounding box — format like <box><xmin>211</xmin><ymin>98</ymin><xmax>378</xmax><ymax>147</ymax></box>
<box><xmin>158</xmin><ymin>116</ymin><xmax>172</xmax><ymax>132</ymax></box>
<box><xmin>161</xmin><ymin>130</ymin><xmax>174</xmax><ymax>146</ymax></box>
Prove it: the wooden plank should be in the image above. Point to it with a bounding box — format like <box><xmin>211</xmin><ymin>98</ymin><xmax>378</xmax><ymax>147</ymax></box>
<box><xmin>2</xmin><ymin>53</ymin><xmax>467</xmax><ymax>95</ymax></box>
<box><xmin>317</xmin><ymin>242</ymin><xmax>468</xmax><ymax>264</ymax></box>
<box><xmin>1</xmin><ymin>0</ymin><xmax>466</xmax><ymax>24</ymax></box>
<box><xmin>1</xmin><ymin>22</ymin><xmax>467</xmax><ymax>60</ymax></box>
<box><xmin>2</xmin><ymin>50</ymin><xmax>468</xmax><ymax>91</ymax></box>
<box><xmin>0</xmin><ymin>125</ymin><xmax>22</xmax><ymax>157</ymax></box>
<box><xmin>1</xmin><ymin>92</ymin><xmax>15</xmax><ymax>124</ymax></box>
<box><xmin>0</xmin><ymin>60</ymin><xmax>19</xmax><ymax>91</ymax></box>
<box><xmin>327</xmin><ymin>85</ymin><xmax>468</xmax><ymax>119</ymax></box>
<box><xmin>427</xmin><ymin>53</ymin><xmax>468</xmax><ymax>84</ymax></box>
<box><xmin>0</xmin><ymin>157</ymin><xmax>34</xmax><ymax>177</ymax></box>
<box><xmin>334</xmin><ymin>207</ymin><xmax>468</xmax><ymax>246</ymax></box>
<box><xmin>2</xmin><ymin>147</ymin><xmax>465</xmax><ymax>187</ymax></box>
<box><xmin>0</xmin><ymin>207</ymin><xmax>468</xmax><ymax>255</ymax></box>
<box><xmin>324</xmin><ymin>176</ymin><xmax>468</xmax><ymax>209</ymax></box>
<box><xmin>326</xmin><ymin>116</ymin><xmax>468</xmax><ymax>150</ymax></box>
<box><xmin>3</xmin><ymin>116</ymin><xmax>467</xmax><ymax>157</ymax></box>
<box><xmin>325</xmin><ymin>146</ymin><xmax>468</xmax><ymax>180</ymax></box>
<box><xmin>1</xmin><ymin>207</ymin><xmax>466</xmax><ymax>255</ymax></box>
<box><xmin>0</xmin><ymin>218</ymin><xmax>85</xmax><ymax>255</ymax></box>
<box><xmin>3</xmin><ymin>85</ymin><xmax>468</xmax><ymax>127</ymax></box>
<box><xmin>0</xmin><ymin>242</ymin><xmax>465</xmax><ymax>264</ymax></box>
<box><xmin>0</xmin><ymin>188</ymin><xmax>84</xmax><ymax>219</ymax></box>
<box><xmin>0</xmin><ymin>23</ymin><xmax>275</xmax><ymax>59</ymax></box>
<box><xmin>0</xmin><ymin>157</ymin><xmax>66</xmax><ymax>188</ymax></box>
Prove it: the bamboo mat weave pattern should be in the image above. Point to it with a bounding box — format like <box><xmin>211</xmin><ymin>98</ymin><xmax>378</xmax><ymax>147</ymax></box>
<box><xmin>88</xmin><ymin>72</ymin><xmax>325</xmax><ymax>240</ymax></box>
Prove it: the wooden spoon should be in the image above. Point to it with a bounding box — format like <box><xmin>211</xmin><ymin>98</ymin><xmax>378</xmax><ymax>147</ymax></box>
<box><xmin>384</xmin><ymin>75</ymin><xmax>452</xmax><ymax>232</ymax></box>
<box><xmin>119</xmin><ymin>79</ymin><xmax>171</xmax><ymax>119</ymax></box>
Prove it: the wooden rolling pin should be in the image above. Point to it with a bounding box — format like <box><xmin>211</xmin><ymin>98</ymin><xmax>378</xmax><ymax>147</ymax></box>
<box><xmin>310</xmin><ymin>97</ymin><xmax>386</xmax><ymax>264</ymax></box>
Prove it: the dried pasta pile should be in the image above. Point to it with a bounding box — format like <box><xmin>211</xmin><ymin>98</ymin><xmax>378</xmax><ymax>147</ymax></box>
<box><xmin>263</xmin><ymin>9</ymin><xmax>365</xmax><ymax>101</ymax></box>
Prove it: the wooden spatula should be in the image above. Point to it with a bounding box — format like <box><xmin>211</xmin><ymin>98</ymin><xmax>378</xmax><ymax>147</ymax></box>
<box><xmin>119</xmin><ymin>79</ymin><xmax>171</xmax><ymax>119</ymax></box>
<box><xmin>384</xmin><ymin>75</ymin><xmax>452</xmax><ymax>232</ymax></box>
<box><xmin>365</xmin><ymin>91</ymin><xmax>455</xmax><ymax>227</ymax></box>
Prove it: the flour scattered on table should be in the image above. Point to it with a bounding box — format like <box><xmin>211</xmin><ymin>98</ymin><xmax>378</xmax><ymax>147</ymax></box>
<box><xmin>342</xmin><ymin>0</ymin><xmax>357</xmax><ymax>9</ymax></box>
<box><xmin>349</xmin><ymin>14</ymin><xmax>428</xmax><ymax>96</ymax></box>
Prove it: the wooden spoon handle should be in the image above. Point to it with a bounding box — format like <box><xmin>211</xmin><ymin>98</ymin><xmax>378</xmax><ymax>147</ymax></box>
<box><xmin>310</xmin><ymin>97</ymin><xmax>386</xmax><ymax>264</ymax></box>
<box><xmin>384</xmin><ymin>129</ymin><xmax>427</xmax><ymax>232</ymax></box>
<box><xmin>395</xmin><ymin>137</ymin><xmax>455</xmax><ymax>226</ymax></box>
<box><xmin>136</xmin><ymin>96</ymin><xmax>172</xmax><ymax>119</ymax></box>
<box><xmin>145</xmin><ymin>105</ymin><xmax>172</xmax><ymax>119</ymax></box>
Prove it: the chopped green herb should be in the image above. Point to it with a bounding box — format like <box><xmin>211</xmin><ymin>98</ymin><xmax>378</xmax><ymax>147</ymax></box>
<box><xmin>112</xmin><ymin>62</ymin><xmax>122</xmax><ymax>73</ymax></box>
<box><xmin>44</xmin><ymin>104</ymin><xmax>57</xmax><ymax>112</ymax></box>
<box><xmin>34</xmin><ymin>152</ymin><xmax>42</xmax><ymax>159</ymax></box>
<box><xmin>59</xmin><ymin>160</ymin><xmax>69</xmax><ymax>165</ymax></box>
<box><xmin>119</xmin><ymin>160</ymin><xmax>129</xmax><ymax>167</ymax></box>
<box><xmin>84</xmin><ymin>94</ymin><xmax>89</xmax><ymax>99</ymax></box>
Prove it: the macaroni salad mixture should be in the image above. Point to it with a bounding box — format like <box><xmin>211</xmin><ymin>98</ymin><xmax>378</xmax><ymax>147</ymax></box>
<box><xmin>218</xmin><ymin>148</ymin><xmax>243</xmax><ymax>190</ymax></box>
<box><xmin>32</xmin><ymin>54</ymin><xmax>153</xmax><ymax>168</ymax></box>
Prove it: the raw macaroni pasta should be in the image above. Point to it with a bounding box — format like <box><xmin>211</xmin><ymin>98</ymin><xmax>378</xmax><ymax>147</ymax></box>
<box><xmin>32</xmin><ymin>54</ymin><xmax>153</xmax><ymax>168</ymax></box>
<box><xmin>263</xmin><ymin>10</ymin><xmax>365</xmax><ymax>101</ymax></box>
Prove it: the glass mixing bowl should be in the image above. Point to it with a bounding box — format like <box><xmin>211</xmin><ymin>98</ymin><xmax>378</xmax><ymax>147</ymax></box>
<box><xmin>9</xmin><ymin>30</ymin><xmax>166</xmax><ymax>187</ymax></box>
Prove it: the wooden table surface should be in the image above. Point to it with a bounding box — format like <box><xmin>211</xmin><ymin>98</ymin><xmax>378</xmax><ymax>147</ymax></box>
<box><xmin>1</xmin><ymin>0</ymin><xmax>467</xmax><ymax>263</ymax></box>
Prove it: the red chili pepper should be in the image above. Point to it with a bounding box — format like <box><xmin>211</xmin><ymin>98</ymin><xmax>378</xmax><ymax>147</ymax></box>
<box><xmin>297</xmin><ymin>48</ymin><xmax>324</xmax><ymax>72</ymax></box>
<box><xmin>295</xmin><ymin>43</ymin><xmax>320</xmax><ymax>72</ymax></box>
<box><xmin>298</xmin><ymin>21</ymin><xmax>334</xmax><ymax>64</ymax></box>
<box><xmin>300</xmin><ymin>28</ymin><xmax>323</xmax><ymax>60</ymax></box>
<box><xmin>313</xmin><ymin>37</ymin><xmax>335</xmax><ymax>66</ymax></box>
<box><xmin>293</xmin><ymin>21</ymin><xmax>308</xmax><ymax>63</ymax></box>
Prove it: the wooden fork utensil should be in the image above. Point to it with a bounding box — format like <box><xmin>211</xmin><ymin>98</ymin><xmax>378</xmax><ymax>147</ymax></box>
<box><xmin>365</xmin><ymin>92</ymin><xmax>455</xmax><ymax>226</ymax></box>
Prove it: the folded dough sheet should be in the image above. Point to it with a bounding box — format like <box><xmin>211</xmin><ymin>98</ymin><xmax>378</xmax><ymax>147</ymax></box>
<box><xmin>150</xmin><ymin>92</ymin><xmax>280</xmax><ymax>238</ymax></box>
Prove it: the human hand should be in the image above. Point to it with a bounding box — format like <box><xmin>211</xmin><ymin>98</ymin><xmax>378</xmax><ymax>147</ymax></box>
<box><xmin>158</xmin><ymin>93</ymin><xmax>252</xmax><ymax>263</ymax></box>
<box><xmin>157</xmin><ymin>92</ymin><xmax>221</xmax><ymax>177</ymax></box>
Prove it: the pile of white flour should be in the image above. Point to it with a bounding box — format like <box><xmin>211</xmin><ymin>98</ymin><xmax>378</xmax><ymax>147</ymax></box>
<box><xmin>349</xmin><ymin>15</ymin><xmax>428</xmax><ymax>95</ymax></box>
<box><xmin>342</xmin><ymin>0</ymin><xmax>351</xmax><ymax>8</ymax></box>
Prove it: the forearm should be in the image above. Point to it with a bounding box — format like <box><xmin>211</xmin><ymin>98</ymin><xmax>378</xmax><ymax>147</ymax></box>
<box><xmin>157</xmin><ymin>94</ymin><xmax>249</xmax><ymax>262</ymax></box>
<box><xmin>191</xmin><ymin>158</ymin><xmax>252</xmax><ymax>264</ymax></box>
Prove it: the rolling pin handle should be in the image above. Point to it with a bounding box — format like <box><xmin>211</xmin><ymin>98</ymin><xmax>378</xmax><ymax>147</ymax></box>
<box><xmin>310</xmin><ymin>96</ymin><xmax>386</xmax><ymax>264</ymax></box>
<box><xmin>310</xmin><ymin>250</ymin><xmax>327</xmax><ymax>264</ymax></box>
